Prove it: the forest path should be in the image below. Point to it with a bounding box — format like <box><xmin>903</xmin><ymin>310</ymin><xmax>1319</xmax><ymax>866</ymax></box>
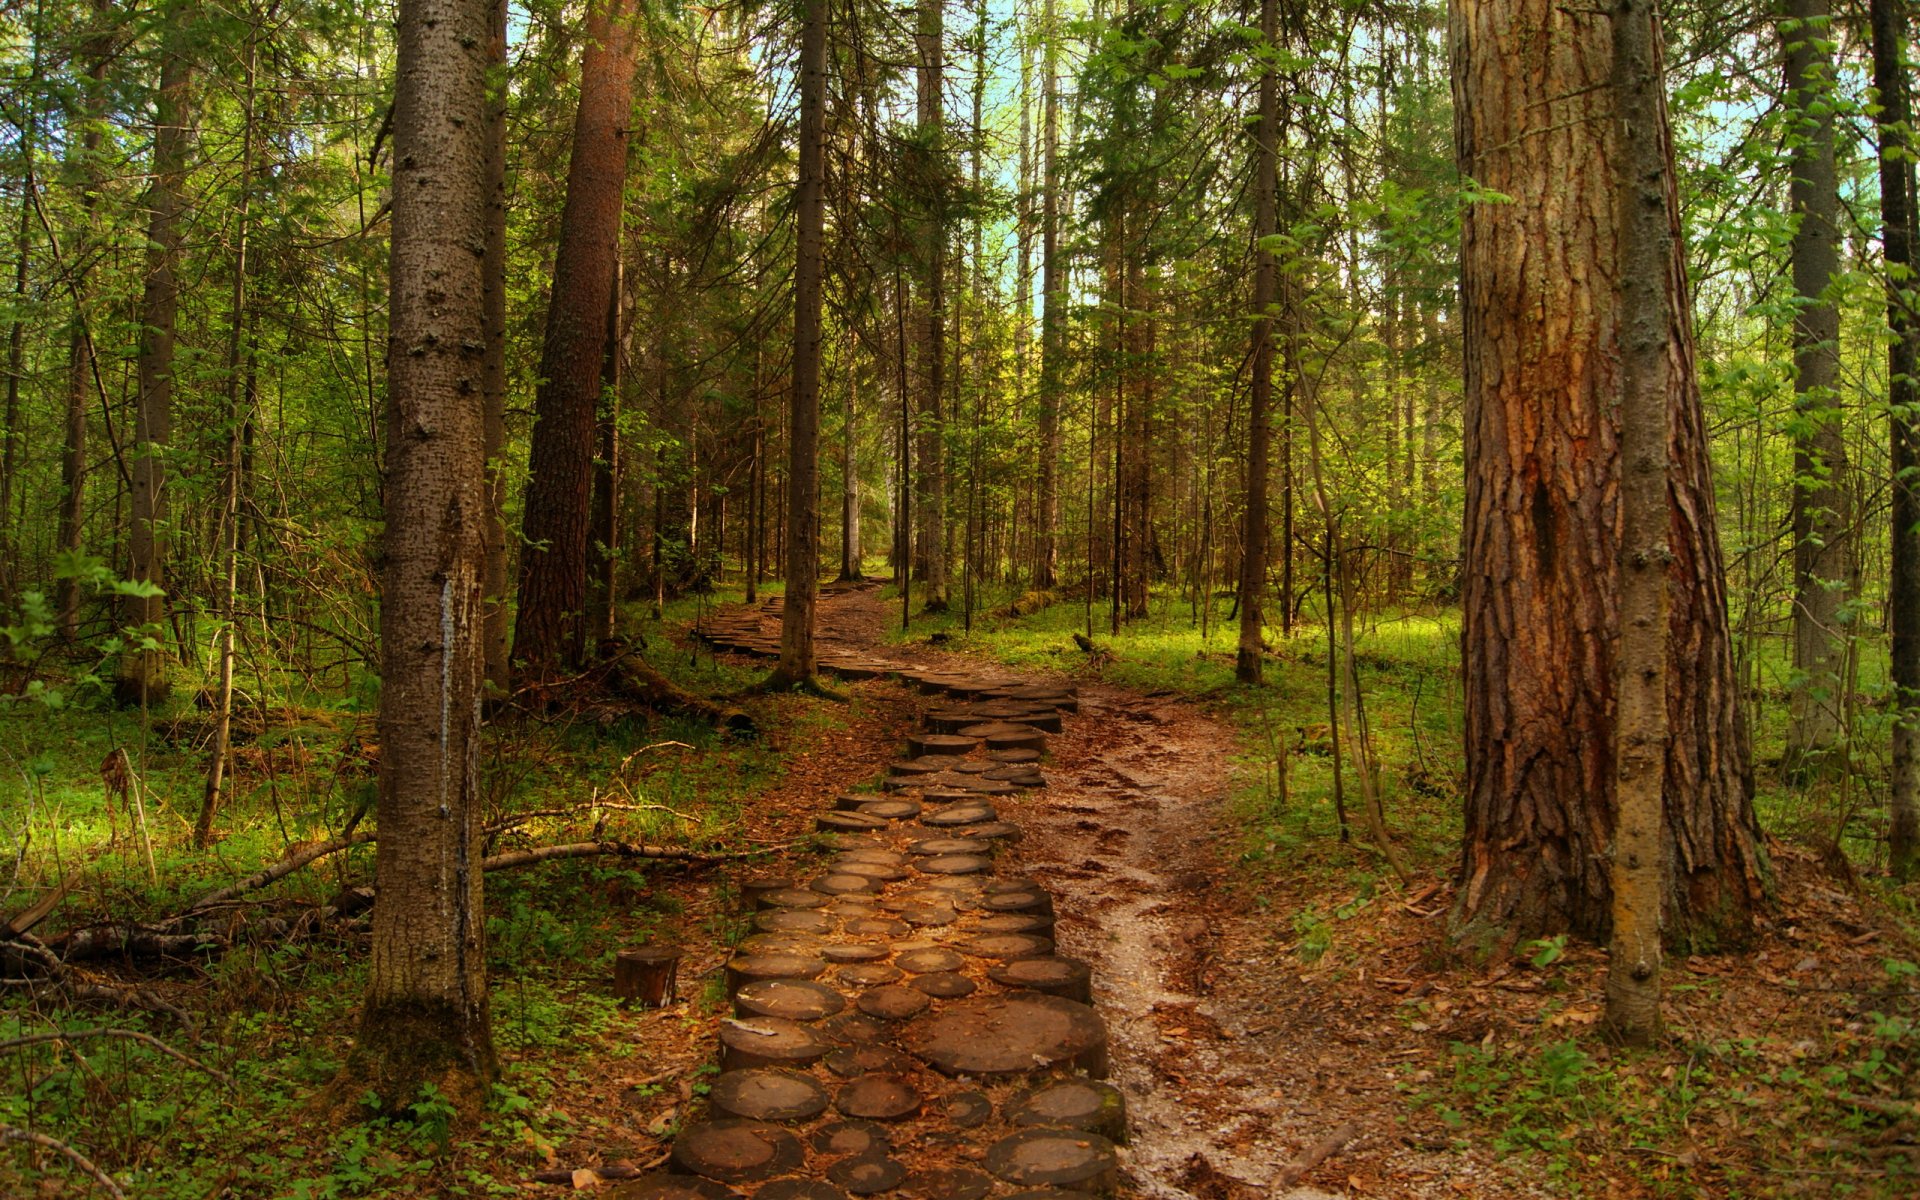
<box><xmin>668</xmin><ymin>584</ymin><xmax>1505</xmax><ymax>1199</ymax></box>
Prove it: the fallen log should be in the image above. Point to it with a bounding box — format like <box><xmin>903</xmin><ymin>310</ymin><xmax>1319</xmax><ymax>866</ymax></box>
<box><xmin>481</xmin><ymin>840</ymin><xmax>787</xmax><ymax>873</ymax></box>
<box><xmin>0</xmin><ymin>1027</ymin><xmax>234</xmax><ymax>1085</ymax></box>
<box><xmin>0</xmin><ymin>1125</ymin><xmax>127</xmax><ymax>1200</ymax></box>
<box><xmin>601</xmin><ymin>641</ymin><xmax>756</xmax><ymax>735</ymax></box>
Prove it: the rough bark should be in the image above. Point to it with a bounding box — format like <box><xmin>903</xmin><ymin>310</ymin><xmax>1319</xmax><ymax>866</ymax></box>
<box><xmin>1782</xmin><ymin>0</ymin><xmax>1853</xmax><ymax>773</ymax></box>
<box><xmin>769</xmin><ymin>0</ymin><xmax>827</xmax><ymax>689</ymax></box>
<box><xmin>1451</xmin><ymin>0</ymin><xmax>1768</xmax><ymax>951</ymax></box>
<box><xmin>1237</xmin><ymin>0</ymin><xmax>1279</xmax><ymax>684</ymax></box>
<box><xmin>481</xmin><ymin>0</ymin><xmax>512</xmax><ymax>696</ymax></box>
<box><xmin>589</xmin><ymin>258</ymin><xmax>625</xmax><ymax>643</ymax></box>
<box><xmin>840</xmin><ymin>353</ymin><xmax>862</xmax><ymax>580</ymax></box>
<box><xmin>346</xmin><ymin>0</ymin><xmax>497</xmax><ymax>1109</ymax></box>
<box><xmin>1033</xmin><ymin>0</ymin><xmax>1061</xmax><ymax>592</ymax></box>
<box><xmin>1873</xmin><ymin>0</ymin><xmax>1920</xmax><ymax>880</ymax></box>
<box><xmin>1605</xmin><ymin>0</ymin><xmax>1669</xmax><ymax>1045</ymax></box>
<box><xmin>117</xmin><ymin>45</ymin><xmax>195</xmax><ymax>708</ymax></box>
<box><xmin>914</xmin><ymin>0</ymin><xmax>950</xmax><ymax>612</ymax></box>
<box><xmin>514</xmin><ymin>0</ymin><xmax>637</xmax><ymax>685</ymax></box>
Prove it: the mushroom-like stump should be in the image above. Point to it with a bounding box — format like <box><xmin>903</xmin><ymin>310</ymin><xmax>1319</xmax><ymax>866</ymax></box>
<box><xmin>614</xmin><ymin>945</ymin><xmax>683</xmax><ymax>1007</ymax></box>
<box><xmin>988</xmin><ymin>956</ymin><xmax>1094</xmax><ymax>1004</ymax></box>
<box><xmin>725</xmin><ymin>953</ymin><xmax>828</xmax><ymax>998</ymax></box>
<box><xmin>1004</xmin><ymin>1080</ymin><xmax>1128</xmax><ymax>1143</ymax></box>
<box><xmin>834</xmin><ymin>1073</ymin><xmax>922</xmax><ymax>1121</ymax></box>
<box><xmin>718</xmin><ymin>1017</ymin><xmax>829</xmax><ymax>1071</ymax></box>
<box><xmin>668</xmin><ymin>1119</ymin><xmax>804</xmax><ymax>1184</ymax></box>
<box><xmin>708</xmin><ymin>1069</ymin><xmax>831</xmax><ymax>1123</ymax></box>
<box><xmin>984</xmin><ymin>1129</ymin><xmax>1120</xmax><ymax>1192</ymax></box>
<box><xmin>734</xmin><ymin>979</ymin><xmax>847</xmax><ymax>1022</ymax></box>
<box><xmin>903</xmin><ymin>994</ymin><xmax>1109</xmax><ymax>1078</ymax></box>
<box><xmin>907</xmin><ymin>733</ymin><xmax>979</xmax><ymax>757</ymax></box>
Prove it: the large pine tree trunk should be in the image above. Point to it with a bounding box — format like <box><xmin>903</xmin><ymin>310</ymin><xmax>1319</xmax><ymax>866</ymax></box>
<box><xmin>514</xmin><ymin>0</ymin><xmax>637</xmax><ymax>684</ymax></box>
<box><xmin>349</xmin><ymin>0</ymin><xmax>496</xmax><ymax>1108</ymax></box>
<box><xmin>117</xmin><ymin>45</ymin><xmax>195</xmax><ymax>708</ymax></box>
<box><xmin>1452</xmin><ymin>0</ymin><xmax>1768</xmax><ymax>951</ymax></box>
<box><xmin>1033</xmin><ymin>0</ymin><xmax>1061</xmax><ymax>592</ymax></box>
<box><xmin>770</xmin><ymin>0</ymin><xmax>827</xmax><ymax>689</ymax></box>
<box><xmin>1872</xmin><ymin>0</ymin><xmax>1920</xmax><ymax>879</ymax></box>
<box><xmin>481</xmin><ymin>0</ymin><xmax>512</xmax><ymax>696</ymax></box>
<box><xmin>1782</xmin><ymin>0</ymin><xmax>1852</xmax><ymax>774</ymax></box>
<box><xmin>1237</xmin><ymin>0</ymin><xmax>1279</xmax><ymax>683</ymax></box>
<box><xmin>913</xmin><ymin>0</ymin><xmax>949</xmax><ymax>612</ymax></box>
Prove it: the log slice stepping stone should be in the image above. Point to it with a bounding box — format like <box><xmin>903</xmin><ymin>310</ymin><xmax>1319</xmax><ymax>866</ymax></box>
<box><xmin>983</xmin><ymin>1129</ymin><xmax>1118</xmax><ymax>1192</ymax></box>
<box><xmin>947</xmin><ymin>761</ymin><xmax>993</xmax><ymax>775</ymax></box>
<box><xmin>921</xmin><ymin>803</ymin><xmax>997</xmax><ymax>828</ymax></box>
<box><xmin>753</xmin><ymin>910</ymin><xmax>836</xmax><ymax>935</ymax></box>
<box><xmin>846</xmin><ymin>917</ymin><xmax>910</xmax><ymax>938</ymax></box>
<box><xmin>719</xmin><ymin>1018</ymin><xmax>830</xmax><ymax>1071</ymax></box>
<box><xmin>899</xmin><ymin>1168</ymin><xmax>993</xmax><ymax>1200</ymax></box>
<box><xmin>837</xmin><ymin>963</ymin><xmax>904</xmax><ymax>988</ymax></box>
<box><xmin>985</xmin><ymin>766</ymin><xmax>1045</xmax><ymax>783</ymax></box>
<box><xmin>944</xmin><ymin>1091</ymin><xmax>993</xmax><ymax>1128</ymax></box>
<box><xmin>817</xmin><ymin>812</ymin><xmax>889</xmax><ymax>834</ymax></box>
<box><xmin>899</xmin><ymin>905</ymin><xmax>958</xmax><ymax>927</ymax></box>
<box><xmin>962</xmin><ymin>820</ymin><xmax>1023</xmax><ymax>841</ymax></box>
<box><xmin>825</xmin><ymin>1045</ymin><xmax>916</xmax><ymax>1076</ymax></box>
<box><xmin>909</xmin><ymin>837</ymin><xmax>990</xmax><ymax>856</ymax></box>
<box><xmin>834</xmin><ymin>847</ymin><xmax>905</xmax><ymax>865</ymax></box>
<box><xmin>957</xmin><ymin>933</ymin><xmax>1054</xmax><ymax>960</ymax></box>
<box><xmin>903</xmin><ymin>994</ymin><xmax>1109</xmax><ymax>1078</ymax></box>
<box><xmin>753</xmin><ymin>1182</ymin><xmax>849</xmax><ymax>1200</ymax></box>
<box><xmin>758</xmin><ymin>888</ymin><xmax>829</xmax><ymax>911</ymax></box>
<box><xmin>1004</xmin><ymin>1080</ymin><xmax>1128</xmax><ymax>1143</ymax></box>
<box><xmin>914</xmin><ymin>853</ymin><xmax>992</xmax><ymax>876</ymax></box>
<box><xmin>834</xmin><ymin>1073</ymin><xmax>922</xmax><ymax>1121</ymax></box>
<box><xmin>819</xmin><ymin>1013</ymin><xmax>890</xmax><ymax>1045</ymax></box>
<box><xmin>980</xmin><ymin>887</ymin><xmax>1052</xmax><ymax>914</ymax></box>
<box><xmin>907</xmin><ymin>733</ymin><xmax>979</xmax><ymax>757</ymax></box>
<box><xmin>825</xmin><ymin>1155</ymin><xmax>907</xmax><ymax>1196</ymax></box>
<box><xmin>917</xmin><ymin>788</ymin><xmax>974</xmax><ymax>805</ymax></box>
<box><xmin>975</xmin><ymin>913</ymin><xmax>1055</xmax><ymax>935</ymax></box>
<box><xmin>988</xmin><ymin>748</ymin><xmax>1044</xmax><ymax>765</ymax></box>
<box><xmin>984</xmin><ymin>730</ymin><xmax>1047</xmax><ymax>753</ymax></box>
<box><xmin>606</xmin><ymin>1174</ymin><xmax>742</xmax><ymax>1199</ymax></box>
<box><xmin>809</xmin><ymin>1120</ymin><xmax>890</xmax><ymax>1157</ymax></box>
<box><xmin>709</xmin><ymin>1069</ymin><xmax>831</xmax><ymax>1123</ymax></box>
<box><xmin>734</xmin><ymin>979</ymin><xmax>846</xmax><ymax>1022</ymax></box>
<box><xmin>957</xmin><ymin>721</ymin><xmax>1036</xmax><ymax>739</ymax></box>
<box><xmin>669</xmin><ymin>1119</ymin><xmax>804</xmax><ymax>1184</ymax></box>
<box><xmin>896</xmin><ymin>947</ymin><xmax>964</xmax><ymax>974</ymax></box>
<box><xmin>830</xmin><ymin>860</ymin><xmax>908</xmax><ymax>883</ymax></box>
<box><xmin>809</xmin><ymin>873</ymin><xmax>879</xmax><ymax>896</ymax></box>
<box><xmin>909</xmin><ymin>972</ymin><xmax>976</xmax><ymax>999</ymax></box>
<box><xmin>726</xmin><ymin>953</ymin><xmax>828</xmax><ymax>996</ymax></box>
<box><xmin>855</xmin><ymin>985</ymin><xmax>929</xmax><ymax>1021</ymax></box>
<box><xmin>958</xmin><ymin>780</ymin><xmax>1020</xmax><ymax>797</ymax></box>
<box><xmin>738</xmin><ymin>934</ymin><xmax>825</xmax><ymax>957</ymax></box>
<box><xmin>925</xmin><ymin>710</ymin><xmax>984</xmax><ymax>735</ymax></box>
<box><xmin>988</xmin><ymin>956</ymin><xmax>1094</xmax><ymax>1004</ymax></box>
<box><xmin>885</xmin><ymin>758</ymin><xmax>959</xmax><ymax>778</ymax></box>
<box><xmin>855</xmin><ymin>800</ymin><xmax>922</xmax><ymax>822</ymax></box>
<box><xmin>834</xmin><ymin>796</ymin><xmax>892</xmax><ymax>814</ymax></box>
<box><xmin>821</xmin><ymin>943</ymin><xmax>890</xmax><ymax>963</ymax></box>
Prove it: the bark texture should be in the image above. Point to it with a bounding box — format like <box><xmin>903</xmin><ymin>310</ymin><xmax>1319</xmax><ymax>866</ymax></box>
<box><xmin>1033</xmin><ymin>0</ymin><xmax>1062</xmax><ymax>592</ymax></box>
<box><xmin>350</xmin><ymin>0</ymin><xmax>497</xmax><ymax>1108</ymax></box>
<box><xmin>1782</xmin><ymin>0</ymin><xmax>1852</xmax><ymax>772</ymax></box>
<box><xmin>1452</xmin><ymin>0</ymin><xmax>1767</xmax><ymax>951</ymax></box>
<box><xmin>1237</xmin><ymin>0</ymin><xmax>1279</xmax><ymax>684</ymax></box>
<box><xmin>913</xmin><ymin>0</ymin><xmax>949</xmax><ymax>612</ymax></box>
<box><xmin>481</xmin><ymin>0</ymin><xmax>511</xmax><ymax>696</ymax></box>
<box><xmin>514</xmin><ymin>0</ymin><xmax>637</xmax><ymax>684</ymax></box>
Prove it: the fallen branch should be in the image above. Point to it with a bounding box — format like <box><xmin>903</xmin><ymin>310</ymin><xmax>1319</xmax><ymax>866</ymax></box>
<box><xmin>184</xmin><ymin>828</ymin><xmax>377</xmax><ymax>913</ymax></box>
<box><xmin>481</xmin><ymin>840</ymin><xmax>792</xmax><ymax>873</ymax></box>
<box><xmin>602</xmin><ymin>643</ymin><xmax>757</xmax><ymax>735</ymax></box>
<box><xmin>0</xmin><ymin>1028</ymin><xmax>234</xmax><ymax>1085</ymax></box>
<box><xmin>0</xmin><ymin>1126</ymin><xmax>126</xmax><ymax>1199</ymax></box>
<box><xmin>1273</xmin><ymin>1121</ymin><xmax>1359</xmax><ymax>1188</ymax></box>
<box><xmin>4</xmin><ymin>883</ymin><xmax>70</xmax><ymax>938</ymax></box>
<box><xmin>485</xmin><ymin>800</ymin><xmax>700</xmax><ymax>837</ymax></box>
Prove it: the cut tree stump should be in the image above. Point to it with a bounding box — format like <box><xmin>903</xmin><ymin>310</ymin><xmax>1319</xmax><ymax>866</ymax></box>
<box><xmin>734</xmin><ymin>978</ymin><xmax>847</xmax><ymax>1021</ymax></box>
<box><xmin>854</xmin><ymin>985</ymin><xmax>929</xmax><ymax>1021</ymax></box>
<box><xmin>614</xmin><ymin>945</ymin><xmax>683</xmax><ymax>1007</ymax></box>
<box><xmin>984</xmin><ymin>730</ymin><xmax>1047</xmax><ymax>753</ymax></box>
<box><xmin>809</xmin><ymin>873</ymin><xmax>878</xmax><ymax>896</ymax></box>
<box><xmin>907</xmin><ymin>733</ymin><xmax>979</xmax><ymax>757</ymax></box>
<box><xmin>708</xmin><ymin>1069</ymin><xmax>831</xmax><ymax>1122</ymax></box>
<box><xmin>988</xmin><ymin>956</ymin><xmax>1094</xmax><ymax>1004</ymax></box>
<box><xmin>900</xmin><ymin>1167</ymin><xmax>994</xmax><ymax>1200</ymax></box>
<box><xmin>754</xmin><ymin>910</ymin><xmax>836</xmax><ymax>935</ymax></box>
<box><xmin>983</xmin><ymin>1129</ymin><xmax>1118</xmax><ymax>1192</ymax></box>
<box><xmin>740</xmin><ymin>873</ymin><xmax>797</xmax><ymax>910</ymax></box>
<box><xmin>717</xmin><ymin>1017</ymin><xmax>829</xmax><ymax>1071</ymax></box>
<box><xmin>834</xmin><ymin>1073</ymin><xmax>922</xmax><ymax>1120</ymax></box>
<box><xmin>896</xmin><ymin>947</ymin><xmax>964</xmax><ymax>973</ymax></box>
<box><xmin>821</xmin><ymin>943</ymin><xmax>889</xmax><ymax>963</ymax></box>
<box><xmin>945</xmin><ymin>1091</ymin><xmax>993</xmax><ymax>1128</ymax></box>
<box><xmin>914</xmin><ymin>854</ymin><xmax>992</xmax><ymax>876</ymax></box>
<box><xmin>837</xmin><ymin>963</ymin><xmax>904</xmax><ymax>988</ymax></box>
<box><xmin>757</xmin><ymin>888</ymin><xmax>829</xmax><ymax>911</ymax></box>
<box><xmin>921</xmin><ymin>803</ymin><xmax>998</xmax><ymax>828</ymax></box>
<box><xmin>669</xmin><ymin>1119</ymin><xmax>804</xmax><ymax>1183</ymax></box>
<box><xmin>825</xmin><ymin>1044</ymin><xmax>916</xmax><ymax>1076</ymax></box>
<box><xmin>602</xmin><ymin>1174</ymin><xmax>740</xmax><ymax>1199</ymax></box>
<box><xmin>908</xmin><ymin>837</ymin><xmax>990</xmax><ymax>856</ymax></box>
<box><xmin>904</xmin><ymin>994</ymin><xmax>1109</xmax><ymax>1078</ymax></box>
<box><xmin>909</xmin><ymin>972</ymin><xmax>977</xmax><ymax>998</ymax></box>
<box><xmin>810</xmin><ymin>1119</ymin><xmax>889</xmax><ymax>1156</ymax></box>
<box><xmin>855</xmin><ymin>800</ymin><xmax>921</xmax><ymax>821</ymax></box>
<box><xmin>1004</xmin><ymin>1080</ymin><xmax>1127</xmax><ymax>1142</ymax></box>
<box><xmin>956</xmin><ymin>933</ymin><xmax>1054</xmax><ymax>960</ymax></box>
<box><xmin>825</xmin><ymin>1154</ymin><xmax>908</xmax><ymax>1196</ymax></box>
<box><xmin>817</xmin><ymin>812</ymin><xmax>889</xmax><ymax>834</ymax></box>
<box><xmin>725</xmin><ymin>953</ymin><xmax>827</xmax><ymax>997</ymax></box>
<box><xmin>988</xmin><ymin>747</ymin><xmax>1044</xmax><ymax>764</ymax></box>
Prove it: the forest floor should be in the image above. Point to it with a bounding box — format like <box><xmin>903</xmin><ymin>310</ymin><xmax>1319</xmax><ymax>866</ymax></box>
<box><xmin>3</xmin><ymin>583</ymin><xmax>1919</xmax><ymax>1198</ymax></box>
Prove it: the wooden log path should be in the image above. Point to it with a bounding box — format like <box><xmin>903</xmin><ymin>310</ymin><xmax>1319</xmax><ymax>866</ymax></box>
<box><xmin>616</xmin><ymin>585</ymin><xmax>1125</xmax><ymax>1198</ymax></box>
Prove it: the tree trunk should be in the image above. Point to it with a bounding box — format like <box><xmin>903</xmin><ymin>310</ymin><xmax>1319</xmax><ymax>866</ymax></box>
<box><xmin>589</xmin><ymin>259</ymin><xmax>625</xmax><ymax>643</ymax></box>
<box><xmin>1237</xmin><ymin>0</ymin><xmax>1279</xmax><ymax>683</ymax></box>
<box><xmin>348</xmin><ymin>0</ymin><xmax>497</xmax><ymax>1110</ymax></box>
<box><xmin>769</xmin><ymin>0</ymin><xmax>827</xmax><ymax>689</ymax></box>
<box><xmin>1033</xmin><ymin>0</ymin><xmax>1061</xmax><ymax>592</ymax></box>
<box><xmin>0</xmin><ymin>49</ymin><xmax>35</xmax><ymax>612</ymax></box>
<box><xmin>1605</xmin><ymin>0</ymin><xmax>1670</xmax><ymax>1045</ymax></box>
<box><xmin>514</xmin><ymin>0</ymin><xmax>637</xmax><ymax>684</ymax></box>
<box><xmin>117</xmin><ymin>45</ymin><xmax>195</xmax><ymax>708</ymax></box>
<box><xmin>1872</xmin><ymin>0</ymin><xmax>1920</xmax><ymax>880</ymax></box>
<box><xmin>481</xmin><ymin>0</ymin><xmax>512</xmax><ymax>696</ymax></box>
<box><xmin>1781</xmin><ymin>0</ymin><xmax>1852</xmax><ymax>775</ymax></box>
<box><xmin>914</xmin><ymin>0</ymin><xmax>949</xmax><ymax>612</ymax></box>
<box><xmin>1451</xmin><ymin>0</ymin><xmax>1768</xmax><ymax>951</ymax></box>
<box><xmin>840</xmin><ymin>342</ymin><xmax>861</xmax><ymax>580</ymax></box>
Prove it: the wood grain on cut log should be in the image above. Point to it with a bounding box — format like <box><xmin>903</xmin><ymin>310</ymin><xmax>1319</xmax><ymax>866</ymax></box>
<box><xmin>757</xmin><ymin>887</ymin><xmax>829</xmax><ymax>910</ymax></box>
<box><xmin>901</xmin><ymin>1167</ymin><xmax>994</xmax><ymax>1200</ymax></box>
<box><xmin>1004</xmin><ymin>1079</ymin><xmax>1127</xmax><ymax>1142</ymax></box>
<box><xmin>904</xmin><ymin>993</ymin><xmax>1109</xmax><ymax>1077</ymax></box>
<box><xmin>914</xmin><ymin>853</ymin><xmax>992</xmax><ymax>875</ymax></box>
<box><xmin>734</xmin><ymin>978</ymin><xmax>847</xmax><ymax>1021</ymax></box>
<box><xmin>896</xmin><ymin>947</ymin><xmax>964</xmax><ymax>973</ymax></box>
<box><xmin>708</xmin><ymin>1068</ymin><xmax>831</xmax><ymax>1122</ymax></box>
<box><xmin>833</xmin><ymin>861</ymin><xmax>909</xmax><ymax>883</ymax></box>
<box><xmin>989</xmin><ymin>747</ymin><xmax>1044</xmax><ymax>764</ymax></box>
<box><xmin>837</xmin><ymin>963</ymin><xmax>905</xmax><ymax>987</ymax></box>
<box><xmin>957</xmin><ymin>933</ymin><xmax>1054</xmax><ymax>960</ymax></box>
<box><xmin>821</xmin><ymin>943</ymin><xmax>890</xmax><ymax>962</ymax></box>
<box><xmin>909</xmin><ymin>837</ymin><xmax>990</xmax><ymax>855</ymax></box>
<box><xmin>988</xmin><ymin>955</ymin><xmax>1093</xmax><ymax>1003</ymax></box>
<box><xmin>811</xmin><ymin>1119</ymin><xmax>890</xmax><ymax>1156</ymax></box>
<box><xmin>601</xmin><ymin>1173</ymin><xmax>740</xmax><ymax>1199</ymax></box>
<box><xmin>826</xmin><ymin>1153</ymin><xmax>908</xmax><ymax>1195</ymax></box>
<box><xmin>984</xmin><ymin>1128</ymin><xmax>1119</xmax><ymax>1191</ymax></box>
<box><xmin>825</xmin><ymin>1044</ymin><xmax>916</xmax><ymax>1076</ymax></box>
<box><xmin>944</xmin><ymin>1090</ymin><xmax>993</xmax><ymax>1127</ymax></box>
<box><xmin>921</xmin><ymin>803</ymin><xmax>997</xmax><ymax>827</ymax></box>
<box><xmin>669</xmin><ymin>1118</ymin><xmax>804</xmax><ymax>1182</ymax></box>
<box><xmin>740</xmin><ymin>873</ymin><xmax>796</xmax><ymax>909</ymax></box>
<box><xmin>717</xmin><ymin>1016</ymin><xmax>829</xmax><ymax>1070</ymax></box>
<box><xmin>985</xmin><ymin>730</ymin><xmax>1046</xmax><ymax>753</ymax></box>
<box><xmin>855</xmin><ymin>800</ymin><xmax>922</xmax><ymax>821</ymax></box>
<box><xmin>980</xmin><ymin>887</ymin><xmax>1052</xmax><ymax>914</ymax></box>
<box><xmin>754</xmin><ymin>909</ymin><xmax>836</xmax><ymax>934</ymax></box>
<box><xmin>855</xmin><ymin>984</ymin><xmax>929</xmax><ymax>1020</ymax></box>
<box><xmin>817</xmin><ymin>812</ymin><xmax>890</xmax><ymax>834</ymax></box>
<box><xmin>724</xmin><ymin>952</ymin><xmax>826</xmax><ymax>997</ymax></box>
<box><xmin>908</xmin><ymin>732</ymin><xmax>979</xmax><ymax>757</ymax></box>
<box><xmin>834</xmin><ymin>1072</ymin><xmax>923</xmax><ymax>1120</ymax></box>
<box><xmin>975</xmin><ymin>913</ymin><xmax>1055</xmax><ymax>934</ymax></box>
<box><xmin>613</xmin><ymin>945</ymin><xmax>682</xmax><ymax>1006</ymax></box>
<box><xmin>910</xmin><ymin>972</ymin><xmax>977</xmax><ymax>998</ymax></box>
<box><xmin>810</xmin><ymin>873</ymin><xmax>879</xmax><ymax>895</ymax></box>
<box><xmin>754</xmin><ymin>1179</ymin><xmax>851</xmax><ymax>1200</ymax></box>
